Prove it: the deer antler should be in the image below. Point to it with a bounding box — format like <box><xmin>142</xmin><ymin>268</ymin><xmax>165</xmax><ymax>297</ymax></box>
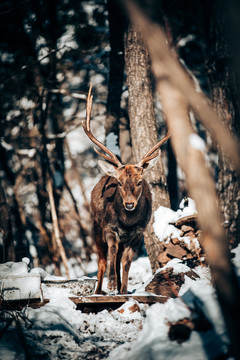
<box><xmin>138</xmin><ymin>131</ymin><xmax>171</xmax><ymax>167</ymax></box>
<box><xmin>82</xmin><ymin>84</ymin><xmax>123</xmax><ymax>168</ymax></box>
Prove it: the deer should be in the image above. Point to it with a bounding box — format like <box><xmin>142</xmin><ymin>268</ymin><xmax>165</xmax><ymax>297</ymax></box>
<box><xmin>82</xmin><ymin>85</ymin><xmax>170</xmax><ymax>294</ymax></box>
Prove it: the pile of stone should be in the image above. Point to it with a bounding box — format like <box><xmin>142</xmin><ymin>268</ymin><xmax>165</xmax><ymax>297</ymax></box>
<box><xmin>158</xmin><ymin>214</ymin><xmax>204</xmax><ymax>268</ymax></box>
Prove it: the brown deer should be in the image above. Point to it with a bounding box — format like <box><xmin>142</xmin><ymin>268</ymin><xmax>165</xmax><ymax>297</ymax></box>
<box><xmin>82</xmin><ymin>85</ymin><xmax>170</xmax><ymax>294</ymax></box>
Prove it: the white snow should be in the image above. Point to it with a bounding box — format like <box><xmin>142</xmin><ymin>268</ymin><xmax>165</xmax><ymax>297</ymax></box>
<box><xmin>1</xmin><ymin>201</ymin><xmax>239</xmax><ymax>359</ymax></box>
<box><xmin>106</xmin><ymin>132</ymin><xmax>121</xmax><ymax>157</ymax></box>
<box><xmin>153</xmin><ymin>197</ymin><xmax>197</xmax><ymax>243</ymax></box>
<box><xmin>0</xmin><ymin>259</ymin><xmax>29</xmax><ymax>276</ymax></box>
<box><xmin>189</xmin><ymin>133</ymin><xmax>206</xmax><ymax>153</ymax></box>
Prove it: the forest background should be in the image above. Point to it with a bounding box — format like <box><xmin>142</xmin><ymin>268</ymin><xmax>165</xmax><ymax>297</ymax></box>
<box><xmin>1</xmin><ymin>0</ymin><xmax>240</xmax><ymax>318</ymax></box>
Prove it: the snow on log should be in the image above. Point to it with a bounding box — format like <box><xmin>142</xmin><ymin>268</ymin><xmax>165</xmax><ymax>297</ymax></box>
<box><xmin>0</xmin><ymin>274</ymin><xmax>41</xmax><ymax>301</ymax></box>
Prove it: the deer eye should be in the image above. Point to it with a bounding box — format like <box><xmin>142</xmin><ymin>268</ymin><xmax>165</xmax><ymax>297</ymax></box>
<box><xmin>137</xmin><ymin>181</ymin><xmax>142</xmax><ymax>186</ymax></box>
<box><xmin>118</xmin><ymin>182</ymin><xmax>122</xmax><ymax>187</ymax></box>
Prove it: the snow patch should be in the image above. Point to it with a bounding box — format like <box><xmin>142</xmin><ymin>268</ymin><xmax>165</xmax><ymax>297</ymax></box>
<box><xmin>189</xmin><ymin>134</ymin><xmax>206</xmax><ymax>153</ymax></box>
<box><xmin>153</xmin><ymin>197</ymin><xmax>198</xmax><ymax>243</ymax></box>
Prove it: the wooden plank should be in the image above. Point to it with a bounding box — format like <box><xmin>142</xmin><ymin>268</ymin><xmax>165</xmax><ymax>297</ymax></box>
<box><xmin>69</xmin><ymin>294</ymin><xmax>168</xmax><ymax>313</ymax></box>
<box><xmin>0</xmin><ymin>295</ymin><xmax>167</xmax><ymax>312</ymax></box>
<box><xmin>69</xmin><ymin>294</ymin><xmax>167</xmax><ymax>305</ymax></box>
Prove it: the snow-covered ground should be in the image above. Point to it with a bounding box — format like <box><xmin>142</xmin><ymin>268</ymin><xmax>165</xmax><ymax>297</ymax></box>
<box><xmin>0</xmin><ymin>200</ymin><xmax>239</xmax><ymax>360</ymax></box>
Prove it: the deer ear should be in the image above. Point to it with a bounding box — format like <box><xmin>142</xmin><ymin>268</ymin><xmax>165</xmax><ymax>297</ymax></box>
<box><xmin>142</xmin><ymin>155</ymin><xmax>159</xmax><ymax>173</ymax></box>
<box><xmin>98</xmin><ymin>160</ymin><xmax>118</xmax><ymax>177</ymax></box>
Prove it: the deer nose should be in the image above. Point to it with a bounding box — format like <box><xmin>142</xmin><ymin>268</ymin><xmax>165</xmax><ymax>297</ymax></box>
<box><xmin>125</xmin><ymin>202</ymin><xmax>135</xmax><ymax>211</ymax></box>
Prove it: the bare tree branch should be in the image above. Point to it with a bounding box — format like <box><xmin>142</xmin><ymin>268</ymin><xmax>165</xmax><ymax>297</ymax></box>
<box><xmin>47</xmin><ymin>175</ymin><xmax>69</xmax><ymax>279</ymax></box>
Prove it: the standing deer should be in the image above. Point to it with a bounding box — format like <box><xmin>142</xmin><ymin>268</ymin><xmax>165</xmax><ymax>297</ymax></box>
<box><xmin>83</xmin><ymin>85</ymin><xmax>170</xmax><ymax>294</ymax></box>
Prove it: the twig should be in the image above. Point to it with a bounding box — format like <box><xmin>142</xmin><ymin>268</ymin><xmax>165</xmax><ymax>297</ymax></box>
<box><xmin>49</xmin><ymin>88</ymin><xmax>87</xmax><ymax>100</ymax></box>
<box><xmin>0</xmin><ymin>0</ymin><xmax>30</xmax><ymax>16</ymax></box>
<box><xmin>2</xmin><ymin>46</ymin><xmax>66</xmax><ymax>84</ymax></box>
<box><xmin>47</xmin><ymin>176</ymin><xmax>70</xmax><ymax>279</ymax></box>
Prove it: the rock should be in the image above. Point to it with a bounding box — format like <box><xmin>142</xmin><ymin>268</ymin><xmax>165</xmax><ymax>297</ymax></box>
<box><xmin>158</xmin><ymin>251</ymin><xmax>171</xmax><ymax>267</ymax></box>
<box><xmin>166</xmin><ymin>243</ymin><xmax>187</xmax><ymax>259</ymax></box>
<box><xmin>171</xmin><ymin>238</ymin><xmax>180</xmax><ymax>245</ymax></box>
<box><xmin>185</xmin><ymin>270</ymin><xmax>200</xmax><ymax>280</ymax></box>
<box><xmin>181</xmin><ymin>225</ymin><xmax>194</xmax><ymax>233</ymax></box>
<box><xmin>168</xmin><ymin>312</ymin><xmax>212</xmax><ymax>343</ymax></box>
<box><xmin>145</xmin><ymin>268</ymin><xmax>184</xmax><ymax>297</ymax></box>
<box><xmin>145</xmin><ymin>267</ymin><xmax>200</xmax><ymax>298</ymax></box>
<box><xmin>168</xmin><ymin>319</ymin><xmax>193</xmax><ymax>343</ymax></box>
<box><xmin>128</xmin><ymin>303</ymin><xmax>141</xmax><ymax>313</ymax></box>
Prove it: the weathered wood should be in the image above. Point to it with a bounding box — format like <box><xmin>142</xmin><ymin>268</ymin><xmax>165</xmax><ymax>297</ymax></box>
<box><xmin>170</xmin><ymin>215</ymin><xmax>198</xmax><ymax>229</ymax></box>
<box><xmin>70</xmin><ymin>294</ymin><xmax>167</xmax><ymax>313</ymax></box>
<box><xmin>69</xmin><ymin>294</ymin><xmax>167</xmax><ymax>305</ymax></box>
<box><xmin>0</xmin><ymin>295</ymin><xmax>167</xmax><ymax>312</ymax></box>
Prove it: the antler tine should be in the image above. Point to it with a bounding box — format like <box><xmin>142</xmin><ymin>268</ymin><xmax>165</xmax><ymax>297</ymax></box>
<box><xmin>82</xmin><ymin>84</ymin><xmax>122</xmax><ymax>168</ymax></box>
<box><xmin>138</xmin><ymin>131</ymin><xmax>171</xmax><ymax>167</ymax></box>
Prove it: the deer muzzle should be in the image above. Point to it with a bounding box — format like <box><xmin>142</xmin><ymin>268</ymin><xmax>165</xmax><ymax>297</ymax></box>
<box><xmin>124</xmin><ymin>202</ymin><xmax>135</xmax><ymax>211</ymax></box>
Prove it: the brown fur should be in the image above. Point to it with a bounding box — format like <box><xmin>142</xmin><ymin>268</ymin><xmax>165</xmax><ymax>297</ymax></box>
<box><xmin>91</xmin><ymin>166</ymin><xmax>152</xmax><ymax>294</ymax></box>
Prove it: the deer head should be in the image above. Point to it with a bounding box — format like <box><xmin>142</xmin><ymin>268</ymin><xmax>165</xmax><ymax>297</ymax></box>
<box><xmin>82</xmin><ymin>84</ymin><xmax>170</xmax><ymax>211</ymax></box>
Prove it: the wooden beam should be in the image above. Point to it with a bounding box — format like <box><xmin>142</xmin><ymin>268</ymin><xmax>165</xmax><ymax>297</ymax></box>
<box><xmin>69</xmin><ymin>294</ymin><xmax>167</xmax><ymax>305</ymax></box>
<box><xmin>0</xmin><ymin>295</ymin><xmax>167</xmax><ymax>312</ymax></box>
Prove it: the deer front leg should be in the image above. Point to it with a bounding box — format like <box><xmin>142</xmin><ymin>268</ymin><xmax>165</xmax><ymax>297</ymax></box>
<box><xmin>105</xmin><ymin>228</ymin><xmax>119</xmax><ymax>293</ymax></box>
<box><xmin>94</xmin><ymin>221</ymin><xmax>107</xmax><ymax>294</ymax></box>
<box><xmin>120</xmin><ymin>246</ymin><xmax>135</xmax><ymax>294</ymax></box>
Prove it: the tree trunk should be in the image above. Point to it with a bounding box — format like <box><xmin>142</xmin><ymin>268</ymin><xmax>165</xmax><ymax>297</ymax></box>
<box><xmin>207</xmin><ymin>0</ymin><xmax>240</xmax><ymax>247</ymax></box>
<box><xmin>106</xmin><ymin>0</ymin><xmax>132</xmax><ymax>164</ymax></box>
<box><xmin>125</xmin><ymin>21</ymin><xmax>170</xmax><ymax>272</ymax></box>
<box><xmin>0</xmin><ymin>178</ymin><xmax>13</xmax><ymax>262</ymax></box>
<box><xmin>124</xmin><ymin>4</ymin><xmax>240</xmax><ymax>356</ymax></box>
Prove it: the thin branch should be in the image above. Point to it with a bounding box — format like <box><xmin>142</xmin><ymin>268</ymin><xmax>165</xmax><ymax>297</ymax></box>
<box><xmin>2</xmin><ymin>46</ymin><xmax>67</xmax><ymax>84</ymax></box>
<box><xmin>0</xmin><ymin>0</ymin><xmax>30</xmax><ymax>16</ymax></box>
<box><xmin>47</xmin><ymin>176</ymin><xmax>70</xmax><ymax>279</ymax></box>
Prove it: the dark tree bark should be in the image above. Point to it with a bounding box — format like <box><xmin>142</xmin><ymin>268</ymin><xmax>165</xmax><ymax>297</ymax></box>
<box><xmin>106</xmin><ymin>0</ymin><xmax>125</xmax><ymax>135</ymax></box>
<box><xmin>207</xmin><ymin>0</ymin><xmax>240</xmax><ymax>247</ymax></box>
<box><xmin>0</xmin><ymin>144</ymin><xmax>29</xmax><ymax>262</ymax></box>
<box><xmin>106</xmin><ymin>0</ymin><xmax>132</xmax><ymax>164</ymax></box>
<box><xmin>0</xmin><ymin>177</ymin><xmax>13</xmax><ymax>262</ymax></box>
<box><xmin>125</xmin><ymin>21</ymin><xmax>170</xmax><ymax>272</ymax></box>
<box><xmin>167</xmin><ymin>141</ymin><xmax>179</xmax><ymax>210</ymax></box>
<box><xmin>46</xmin><ymin>0</ymin><xmax>65</xmax><ymax>211</ymax></box>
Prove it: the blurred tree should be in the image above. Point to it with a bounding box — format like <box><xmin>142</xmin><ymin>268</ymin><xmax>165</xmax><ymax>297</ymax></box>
<box><xmin>207</xmin><ymin>0</ymin><xmax>240</xmax><ymax>247</ymax></box>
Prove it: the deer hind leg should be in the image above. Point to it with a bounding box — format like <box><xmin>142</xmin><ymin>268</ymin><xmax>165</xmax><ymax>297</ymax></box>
<box><xmin>116</xmin><ymin>243</ymin><xmax>124</xmax><ymax>293</ymax></box>
<box><xmin>94</xmin><ymin>222</ymin><xmax>107</xmax><ymax>294</ymax></box>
